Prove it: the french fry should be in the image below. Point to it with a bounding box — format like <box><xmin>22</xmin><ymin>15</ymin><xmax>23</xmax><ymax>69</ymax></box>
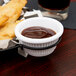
<box><xmin>0</xmin><ymin>0</ymin><xmax>27</xmax><ymax>22</ymax></box>
<box><xmin>0</xmin><ymin>20</ymin><xmax>23</xmax><ymax>40</ymax></box>
<box><xmin>0</xmin><ymin>15</ymin><xmax>8</xmax><ymax>27</ymax></box>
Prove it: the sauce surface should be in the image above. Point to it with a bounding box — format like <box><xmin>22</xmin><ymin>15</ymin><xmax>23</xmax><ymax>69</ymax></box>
<box><xmin>21</xmin><ymin>26</ymin><xmax>56</xmax><ymax>39</ymax></box>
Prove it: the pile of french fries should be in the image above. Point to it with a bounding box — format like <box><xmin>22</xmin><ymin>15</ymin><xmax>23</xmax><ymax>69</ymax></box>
<box><xmin>0</xmin><ymin>0</ymin><xmax>27</xmax><ymax>40</ymax></box>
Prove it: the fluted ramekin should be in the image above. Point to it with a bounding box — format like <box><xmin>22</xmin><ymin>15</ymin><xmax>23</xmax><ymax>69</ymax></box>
<box><xmin>15</xmin><ymin>17</ymin><xmax>64</xmax><ymax>57</ymax></box>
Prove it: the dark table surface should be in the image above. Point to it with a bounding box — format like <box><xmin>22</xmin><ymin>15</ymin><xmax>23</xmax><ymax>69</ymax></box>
<box><xmin>0</xmin><ymin>0</ymin><xmax>76</xmax><ymax>76</ymax></box>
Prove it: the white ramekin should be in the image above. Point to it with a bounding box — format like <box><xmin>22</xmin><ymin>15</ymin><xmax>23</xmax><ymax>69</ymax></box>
<box><xmin>15</xmin><ymin>17</ymin><xmax>64</xmax><ymax>57</ymax></box>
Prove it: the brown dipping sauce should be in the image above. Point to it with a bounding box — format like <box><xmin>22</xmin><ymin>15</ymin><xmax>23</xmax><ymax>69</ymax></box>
<box><xmin>21</xmin><ymin>26</ymin><xmax>56</xmax><ymax>39</ymax></box>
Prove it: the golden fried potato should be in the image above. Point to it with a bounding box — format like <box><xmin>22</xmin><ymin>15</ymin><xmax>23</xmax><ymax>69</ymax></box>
<box><xmin>0</xmin><ymin>15</ymin><xmax>8</xmax><ymax>27</ymax></box>
<box><xmin>0</xmin><ymin>0</ymin><xmax>27</xmax><ymax>22</ymax></box>
<box><xmin>11</xmin><ymin>0</ymin><xmax>27</xmax><ymax>7</ymax></box>
<box><xmin>0</xmin><ymin>20</ymin><xmax>23</xmax><ymax>40</ymax></box>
